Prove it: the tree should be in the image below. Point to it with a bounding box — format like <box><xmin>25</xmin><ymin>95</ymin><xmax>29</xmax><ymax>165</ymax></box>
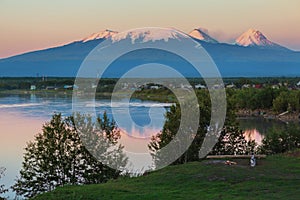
<box><xmin>12</xmin><ymin>113</ymin><xmax>127</xmax><ymax>199</ymax></box>
<box><xmin>73</xmin><ymin>112</ymin><xmax>127</xmax><ymax>184</ymax></box>
<box><xmin>255</xmin><ymin>87</ymin><xmax>277</xmax><ymax>109</ymax></box>
<box><xmin>234</xmin><ymin>78</ymin><xmax>253</xmax><ymax>88</ymax></box>
<box><xmin>260</xmin><ymin>124</ymin><xmax>300</xmax><ymax>154</ymax></box>
<box><xmin>273</xmin><ymin>90</ymin><xmax>300</xmax><ymax>113</ymax></box>
<box><xmin>148</xmin><ymin>90</ymin><xmax>211</xmax><ymax>165</ymax></box>
<box><xmin>273</xmin><ymin>91</ymin><xmax>289</xmax><ymax>112</ymax></box>
<box><xmin>149</xmin><ymin>88</ymin><xmax>257</xmax><ymax>166</ymax></box>
<box><xmin>0</xmin><ymin>167</ymin><xmax>8</xmax><ymax>200</ymax></box>
<box><xmin>210</xmin><ymin>124</ymin><xmax>256</xmax><ymax>155</ymax></box>
<box><xmin>211</xmin><ymin>91</ymin><xmax>257</xmax><ymax>155</ymax></box>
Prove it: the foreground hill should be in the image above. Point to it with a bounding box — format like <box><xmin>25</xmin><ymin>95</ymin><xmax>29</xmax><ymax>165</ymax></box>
<box><xmin>32</xmin><ymin>152</ymin><xmax>300</xmax><ymax>200</ymax></box>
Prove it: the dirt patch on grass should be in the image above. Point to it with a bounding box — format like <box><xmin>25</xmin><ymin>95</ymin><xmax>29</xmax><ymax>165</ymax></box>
<box><xmin>203</xmin><ymin>158</ymin><xmax>267</xmax><ymax>167</ymax></box>
<box><xmin>284</xmin><ymin>150</ymin><xmax>300</xmax><ymax>158</ymax></box>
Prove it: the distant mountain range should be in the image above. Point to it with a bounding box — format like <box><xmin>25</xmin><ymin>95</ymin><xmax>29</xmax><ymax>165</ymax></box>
<box><xmin>0</xmin><ymin>27</ymin><xmax>299</xmax><ymax>77</ymax></box>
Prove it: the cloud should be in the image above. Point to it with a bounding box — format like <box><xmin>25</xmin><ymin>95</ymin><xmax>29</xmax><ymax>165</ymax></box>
<box><xmin>208</xmin><ymin>29</ymin><xmax>238</xmax><ymax>44</ymax></box>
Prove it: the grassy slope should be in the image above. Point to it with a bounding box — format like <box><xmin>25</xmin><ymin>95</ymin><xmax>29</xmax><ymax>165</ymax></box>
<box><xmin>33</xmin><ymin>153</ymin><xmax>300</xmax><ymax>200</ymax></box>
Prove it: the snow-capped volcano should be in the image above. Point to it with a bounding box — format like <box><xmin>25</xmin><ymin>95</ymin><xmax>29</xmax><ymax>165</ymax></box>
<box><xmin>188</xmin><ymin>28</ymin><xmax>218</xmax><ymax>43</ymax></box>
<box><xmin>110</xmin><ymin>28</ymin><xmax>189</xmax><ymax>43</ymax></box>
<box><xmin>1</xmin><ymin>26</ymin><xmax>298</xmax><ymax>77</ymax></box>
<box><xmin>81</xmin><ymin>29</ymin><xmax>118</xmax><ymax>42</ymax></box>
<box><xmin>235</xmin><ymin>28</ymin><xmax>286</xmax><ymax>50</ymax></box>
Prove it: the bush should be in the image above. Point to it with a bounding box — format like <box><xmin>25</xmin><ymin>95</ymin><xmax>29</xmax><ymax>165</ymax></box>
<box><xmin>273</xmin><ymin>90</ymin><xmax>300</xmax><ymax>113</ymax></box>
<box><xmin>260</xmin><ymin>124</ymin><xmax>300</xmax><ymax>154</ymax></box>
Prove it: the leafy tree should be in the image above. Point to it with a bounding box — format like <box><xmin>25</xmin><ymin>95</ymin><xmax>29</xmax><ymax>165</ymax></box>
<box><xmin>273</xmin><ymin>90</ymin><xmax>300</xmax><ymax>113</ymax></box>
<box><xmin>74</xmin><ymin>112</ymin><xmax>127</xmax><ymax>183</ymax></box>
<box><xmin>210</xmin><ymin>124</ymin><xmax>257</xmax><ymax>155</ymax></box>
<box><xmin>149</xmin><ymin>89</ymin><xmax>250</xmax><ymax>164</ymax></box>
<box><xmin>211</xmin><ymin>91</ymin><xmax>257</xmax><ymax>155</ymax></box>
<box><xmin>273</xmin><ymin>91</ymin><xmax>289</xmax><ymax>112</ymax></box>
<box><xmin>255</xmin><ymin>88</ymin><xmax>277</xmax><ymax>109</ymax></box>
<box><xmin>260</xmin><ymin>124</ymin><xmax>300</xmax><ymax>154</ymax></box>
<box><xmin>231</xmin><ymin>88</ymin><xmax>256</xmax><ymax>109</ymax></box>
<box><xmin>12</xmin><ymin>113</ymin><xmax>127</xmax><ymax>199</ymax></box>
<box><xmin>232</xmin><ymin>87</ymin><xmax>280</xmax><ymax>110</ymax></box>
<box><xmin>148</xmin><ymin>90</ymin><xmax>211</xmax><ymax>165</ymax></box>
<box><xmin>0</xmin><ymin>167</ymin><xmax>8</xmax><ymax>200</ymax></box>
<box><xmin>149</xmin><ymin>88</ymin><xmax>257</xmax><ymax>166</ymax></box>
<box><xmin>234</xmin><ymin>78</ymin><xmax>253</xmax><ymax>88</ymax></box>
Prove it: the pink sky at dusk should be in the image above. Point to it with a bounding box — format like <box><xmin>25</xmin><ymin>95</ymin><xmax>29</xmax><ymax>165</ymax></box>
<box><xmin>0</xmin><ymin>0</ymin><xmax>300</xmax><ymax>58</ymax></box>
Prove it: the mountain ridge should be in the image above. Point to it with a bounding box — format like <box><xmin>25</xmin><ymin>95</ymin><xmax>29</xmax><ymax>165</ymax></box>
<box><xmin>2</xmin><ymin>27</ymin><xmax>294</xmax><ymax>60</ymax></box>
<box><xmin>0</xmin><ymin>27</ymin><xmax>299</xmax><ymax>77</ymax></box>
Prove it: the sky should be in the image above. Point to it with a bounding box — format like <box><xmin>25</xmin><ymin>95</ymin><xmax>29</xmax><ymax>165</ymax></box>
<box><xmin>0</xmin><ymin>0</ymin><xmax>300</xmax><ymax>58</ymax></box>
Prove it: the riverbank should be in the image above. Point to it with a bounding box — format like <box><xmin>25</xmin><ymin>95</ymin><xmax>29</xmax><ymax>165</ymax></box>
<box><xmin>0</xmin><ymin>89</ymin><xmax>73</xmax><ymax>95</ymax></box>
<box><xmin>0</xmin><ymin>89</ymin><xmax>113</xmax><ymax>99</ymax></box>
<box><xmin>2</xmin><ymin>89</ymin><xmax>300</xmax><ymax>123</ymax></box>
<box><xmin>237</xmin><ymin>109</ymin><xmax>300</xmax><ymax>123</ymax></box>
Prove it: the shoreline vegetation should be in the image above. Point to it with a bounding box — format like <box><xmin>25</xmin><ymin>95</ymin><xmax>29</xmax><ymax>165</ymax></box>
<box><xmin>2</xmin><ymin>86</ymin><xmax>298</xmax><ymax>122</ymax></box>
<box><xmin>236</xmin><ymin>109</ymin><xmax>300</xmax><ymax>123</ymax></box>
<box><xmin>2</xmin><ymin>76</ymin><xmax>300</xmax><ymax>123</ymax></box>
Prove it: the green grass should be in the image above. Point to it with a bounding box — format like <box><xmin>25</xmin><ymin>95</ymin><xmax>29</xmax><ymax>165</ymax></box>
<box><xmin>33</xmin><ymin>153</ymin><xmax>300</xmax><ymax>200</ymax></box>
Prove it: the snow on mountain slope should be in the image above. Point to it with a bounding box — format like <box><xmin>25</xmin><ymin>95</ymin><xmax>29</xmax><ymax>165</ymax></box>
<box><xmin>111</xmin><ymin>28</ymin><xmax>189</xmax><ymax>43</ymax></box>
<box><xmin>81</xmin><ymin>29</ymin><xmax>118</xmax><ymax>42</ymax></box>
<box><xmin>188</xmin><ymin>28</ymin><xmax>218</xmax><ymax>43</ymax></box>
<box><xmin>235</xmin><ymin>28</ymin><xmax>287</xmax><ymax>50</ymax></box>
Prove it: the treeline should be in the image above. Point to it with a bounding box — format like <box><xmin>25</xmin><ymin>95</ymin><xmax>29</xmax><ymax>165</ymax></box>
<box><xmin>231</xmin><ymin>87</ymin><xmax>300</xmax><ymax>113</ymax></box>
<box><xmin>1</xmin><ymin>77</ymin><xmax>300</xmax><ymax>91</ymax></box>
<box><xmin>0</xmin><ymin>77</ymin><xmax>118</xmax><ymax>91</ymax></box>
<box><xmin>0</xmin><ymin>77</ymin><xmax>74</xmax><ymax>90</ymax></box>
<box><xmin>135</xmin><ymin>86</ymin><xmax>300</xmax><ymax>113</ymax></box>
<box><xmin>186</xmin><ymin>77</ymin><xmax>300</xmax><ymax>87</ymax></box>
